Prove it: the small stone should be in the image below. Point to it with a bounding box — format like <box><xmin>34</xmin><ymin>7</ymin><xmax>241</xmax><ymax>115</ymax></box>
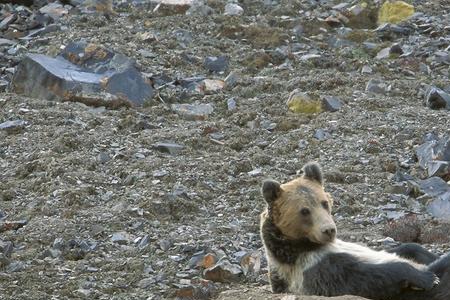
<box><xmin>314</xmin><ymin>129</ymin><xmax>330</xmax><ymax>141</ymax></box>
<box><xmin>227</xmin><ymin>98</ymin><xmax>237</xmax><ymax>111</ymax></box>
<box><xmin>0</xmin><ymin>14</ymin><xmax>17</xmax><ymax>30</ymax></box>
<box><xmin>425</xmin><ymin>87</ymin><xmax>450</xmax><ymax>110</ymax></box>
<box><xmin>52</xmin><ymin>238</ymin><xmax>65</xmax><ymax>250</ymax></box>
<box><xmin>321</xmin><ymin>96</ymin><xmax>343</xmax><ymax>112</ymax></box>
<box><xmin>138</xmin><ymin>49</ymin><xmax>156</xmax><ymax>58</ymax></box>
<box><xmin>224</xmin><ymin>71</ymin><xmax>238</xmax><ymax>88</ymax></box>
<box><xmin>154</xmin><ymin>142</ymin><xmax>185</xmax><ymax>155</ymax></box>
<box><xmin>76</xmin><ymin>289</ymin><xmax>92</xmax><ymax>297</ymax></box>
<box><xmin>203</xmin><ymin>260</ymin><xmax>242</xmax><ymax>283</ymax></box>
<box><xmin>361</xmin><ymin>65</ymin><xmax>373</xmax><ymax>74</ymax></box>
<box><xmin>97</xmin><ymin>151</ymin><xmax>110</xmax><ymax>164</ymax></box>
<box><xmin>171</xmin><ymin>103</ymin><xmax>214</xmax><ymax>120</ymax></box>
<box><xmin>298</xmin><ymin>139</ymin><xmax>309</xmax><ymax>149</ymax></box>
<box><xmin>204</xmin><ymin>56</ymin><xmax>229</xmax><ymax>73</ymax></box>
<box><xmin>0</xmin><ymin>120</ymin><xmax>27</xmax><ymax>134</ymax></box>
<box><xmin>39</xmin><ymin>3</ymin><xmax>69</xmax><ymax>20</ymax></box>
<box><xmin>175</xmin><ymin>278</ymin><xmax>217</xmax><ymax>299</ymax></box>
<box><xmin>138</xmin><ymin>277</ymin><xmax>156</xmax><ymax>289</ymax></box>
<box><xmin>375</xmin><ymin>48</ymin><xmax>391</xmax><ymax>60</ymax></box>
<box><xmin>41</xmin><ymin>248</ymin><xmax>62</xmax><ymax>259</ymax></box>
<box><xmin>0</xmin><ymin>38</ymin><xmax>16</xmax><ymax>46</ymax></box>
<box><xmin>281</xmin><ymin>296</ymin><xmax>297</xmax><ymax>300</ymax></box>
<box><xmin>366</xmin><ymin>79</ymin><xmax>389</xmax><ymax>94</ymax></box>
<box><xmin>151</xmin><ymin>0</ymin><xmax>193</xmax><ymax>15</ymax></box>
<box><xmin>111</xmin><ymin>232</ymin><xmax>129</xmax><ymax>245</ymax></box>
<box><xmin>287</xmin><ymin>90</ymin><xmax>321</xmax><ymax>114</ymax></box>
<box><xmin>224</xmin><ymin>3</ymin><xmax>243</xmax><ymax>16</ymax></box>
<box><xmin>248</xmin><ymin>168</ymin><xmax>262</xmax><ymax>177</ymax></box>
<box><xmin>428</xmin><ymin>161</ymin><xmax>450</xmax><ymax>178</ymax></box>
<box><xmin>0</xmin><ymin>241</ymin><xmax>13</xmax><ymax>257</ymax></box>
<box><xmin>159</xmin><ymin>239</ymin><xmax>171</xmax><ymax>251</ymax></box>
<box><xmin>185</xmin><ymin>0</ymin><xmax>214</xmax><ymax>16</ymax></box>
<box><xmin>203</xmin><ymin>79</ymin><xmax>225</xmax><ymax>93</ymax></box>
<box><xmin>299</xmin><ymin>54</ymin><xmax>321</xmax><ymax>61</ymax></box>
<box><xmin>239</xmin><ymin>251</ymin><xmax>261</xmax><ymax>276</ymax></box>
<box><xmin>138</xmin><ymin>235</ymin><xmax>150</xmax><ymax>249</ymax></box>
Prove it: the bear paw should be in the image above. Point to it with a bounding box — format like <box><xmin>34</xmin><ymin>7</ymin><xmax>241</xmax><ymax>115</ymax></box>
<box><xmin>409</xmin><ymin>272</ymin><xmax>439</xmax><ymax>291</ymax></box>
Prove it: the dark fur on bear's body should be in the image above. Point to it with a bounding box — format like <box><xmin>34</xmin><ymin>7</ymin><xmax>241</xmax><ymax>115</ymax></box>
<box><xmin>260</xmin><ymin>162</ymin><xmax>450</xmax><ymax>300</ymax></box>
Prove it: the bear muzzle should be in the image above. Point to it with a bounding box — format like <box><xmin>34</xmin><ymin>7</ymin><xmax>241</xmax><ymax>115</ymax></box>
<box><xmin>320</xmin><ymin>224</ymin><xmax>337</xmax><ymax>242</ymax></box>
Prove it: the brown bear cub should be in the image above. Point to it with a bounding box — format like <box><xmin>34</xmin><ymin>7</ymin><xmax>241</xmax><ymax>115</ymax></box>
<box><xmin>260</xmin><ymin>162</ymin><xmax>450</xmax><ymax>300</ymax></box>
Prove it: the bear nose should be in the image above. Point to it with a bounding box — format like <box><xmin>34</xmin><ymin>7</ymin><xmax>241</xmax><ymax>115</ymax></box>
<box><xmin>322</xmin><ymin>227</ymin><xmax>336</xmax><ymax>239</ymax></box>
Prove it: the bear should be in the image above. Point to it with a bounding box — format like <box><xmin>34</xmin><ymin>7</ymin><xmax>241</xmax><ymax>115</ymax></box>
<box><xmin>260</xmin><ymin>161</ymin><xmax>450</xmax><ymax>300</ymax></box>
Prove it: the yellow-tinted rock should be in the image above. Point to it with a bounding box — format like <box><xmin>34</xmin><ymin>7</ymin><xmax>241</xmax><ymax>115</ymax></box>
<box><xmin>287</xmin><ymin>90</ymin><xmax>322</xmax><ymax>114</ymax></box>
<box><xmin>378</xmin><ymin>1</ymin><xmax>414</xmax><ymax>24</ymax></box>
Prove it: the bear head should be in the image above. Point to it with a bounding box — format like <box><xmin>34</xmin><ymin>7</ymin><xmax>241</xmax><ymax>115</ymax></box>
<box><xmin>261</xmin><ymin>162</ymin><xmax>336</xmax><ymax>245</ymax></box>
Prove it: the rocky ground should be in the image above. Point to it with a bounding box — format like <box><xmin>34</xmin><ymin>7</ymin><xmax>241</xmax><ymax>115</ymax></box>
<box><xmin>1</xmin><ymin>0</ymin><xmax>450</xmax><ymax>299</ymax></box>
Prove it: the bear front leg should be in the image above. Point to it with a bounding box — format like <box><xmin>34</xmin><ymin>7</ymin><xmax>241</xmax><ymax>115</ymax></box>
<box><xmin>302</xmin><ymin>252</ymin><xmax>438</xmax><ymax>300</ymax></box>
<box><xmin>269</xmin><ymin>269</ymin><xmax>289</xmax><ymax>293</ymax></box>
<box><xmin>387</xmin><ymin>243</ymin><xmax>439</xmax><ymax>265</ymax></box>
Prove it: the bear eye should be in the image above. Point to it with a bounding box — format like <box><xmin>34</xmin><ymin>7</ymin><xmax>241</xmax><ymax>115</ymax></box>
<box><xmin>300</xmin><ymin>208</ymin><xmax>310</xmax><ymax>216</ymax></box>
<box><xmin>321</xmin><ymin>201</ymin><xmax>329</xmax><ymax>210</ymax></box>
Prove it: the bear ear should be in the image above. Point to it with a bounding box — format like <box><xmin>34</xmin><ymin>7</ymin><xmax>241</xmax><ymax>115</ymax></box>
<box><xmin>262</xmin><ymin>180</ymin><xmax>282</xmax><ymax>205</ymax></box>
<box><xmin>302</xmin><ymin>162</ymin><xmax>323</xmax><ymax>185</ymax></box>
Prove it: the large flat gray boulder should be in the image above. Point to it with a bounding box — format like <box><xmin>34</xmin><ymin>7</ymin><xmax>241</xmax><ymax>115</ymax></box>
<box><xmin>11</xmin><ymin>41</ymin><xmax>154</xmax><ymax>108</ymax></box>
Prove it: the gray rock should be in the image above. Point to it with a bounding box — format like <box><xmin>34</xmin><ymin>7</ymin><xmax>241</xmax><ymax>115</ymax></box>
<box><xmin>159</xmin><ymin>239</ymin><xmax>172</xmax><ymax>251</ymax></box>
<box><xmin>138</xmin><ymin>235</ymin><xmax>150</xmax><ymax>249</ymax></box>
<box><xmin>0</xmin><ymin>38</ymin><xmax>16</xmax><ymax>46</ymax></box>
<box><xmin>138</xmin><ymin>277</ymin><xmax>156</xmax><ymax>289</ymax></box>
<box><xmin>154</xmin><ymin>142</ymin><xmax>185</xmax><ymax>155</ymax></box>
<box><xmin>425</xmin><ymin>87</ymin><xmax>450</xmax><ymax>110</ymax></box>
<box><xmin>321</xmin><ymin>96</ymin><xmax>343</xmax><ymax>112</ymax></box>
<box><xmin>0</xmin><ymin>14</ymin><xmax>16</xmax><ymax>30</ymax></box>
<box><xmin>428</xmin><ymin>161</ymin><xmax>450</xmax><ymax>178</ymax></box>
<box><xmin>97</xmin><ymin>151</ymin><xmax>110</xmax><ymax>164</ymax></box>
<box><xmin>427</xmin><ymin>191</ymin><xmax>450</xmax><ymax>220</ymax></box>
<box><xmin>41</xmin><ymin>248</ymin><xmax>62</xmax><ymax>259</ymax></box>
<box><xmin>375</xmin><ymin>44</ymin><xmax>402</xmax><ymax>60</ymax></box>
<box><xmin>418</xmin><ymin>177</ymin><xmax>449</xmax><ymax>197</ymax></box>
<box><xmin>174</xmin><ymin>29</ymin><xmax>193</xmax><ymax>46</ymax></box>
<box><xmin>361</xmin><ymin>65</ymin><xmax>373</xmax><ymax>74</ymax></box>
<box><xmin>0</xmin><ymin>120</ymin><xmax>27</xmax><ymax>134</ymax></box>
<box><xmin>224</xmin><ymin>71</ymin><xmax>238</xmax><ymax>88</ymax></box>
<box><xmin>366</xmin><ymin>79</ymin><xmax>389</xmax><ymax>94</ymax></box>
<box><xmin>52</xmin><ymin>238</ymin><xmax>65</xmax><ymax>250</ymax></box>
<box><xmin>39</xmin><ymin>3</ymin><xmax>68</xmax><ymax>20</ymax></box>
<box><xmin>185</xmin><ymin>0</ymin><xmax>214</xmax><ymax>16</ymax></box>
<box><xmin>111</xmin><ymin>232</ymin><xmax>129</xmax><ymax>245</ymax></box>
<box><xmin>224</xmin><ymin>3</ymin><xmax>243</xmax><ymax>16</ymax></box>
<box><xmin>0</xmin><ymin>254</ymin><xmax>10</xmax><ymax>268</ymax></box>
<box><xmin>171</xmin><ymin>103</ymin><xmax>214</xmax><ymax>120</ymax></box>
<box><xmin>314</xmin><ymin>129</ymin><xmax>330</xmax><ymax>141</ymax></box>
<box><xmin>375</xmin><ymin>47</ymin><xmax>391</xmax><ymax>60</ymax></box>
<box><xmin>204</xmin><ymin>56</ymin><xmax>229</xmax><ymax>73</ymax></box>
<box><xmin>23</xmin><ymin>24</ymin><xmax>61</xmax><ymax>39</ymax></box>
<box><xmin>416</xmin><ymin>135</ymin><xmax>450</xmax><ymax>177</ymax></box>
<box><xmin>203</xmin><ymin>260</ymin><xmax>243</xmax><ymax>283</ymax></box>
<box><xmin>11</xmin><ymin>41</ymin><xmax>154</xmax><ymax>108</ymax></box>
<box><xmin>227</xmin><ymin>98</ymin><xmax>237</xmax><ymax>111</ymax></box>
<box><xmin>0</xmin><ymin>240</ymin><xmax>13</xmax><ymax>257</ymax></box>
